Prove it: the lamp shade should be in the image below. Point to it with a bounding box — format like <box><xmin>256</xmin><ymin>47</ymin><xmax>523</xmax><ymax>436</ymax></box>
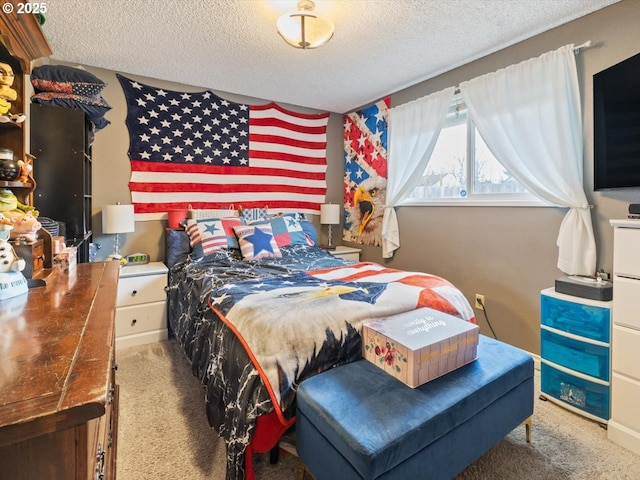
<box><xmin>102</xmin><ymin>204</ymin><xmax>135</xmax><ymax>234</ymax></box>
<box><xmin>277</xmin><ymin>0</ymin><xmax>334</xmax><ymax>50</ymax></box>
<box><xmin>320</xmin><ymin>203</ymin><xmax>340</xmax><ymax>225</ymax></box>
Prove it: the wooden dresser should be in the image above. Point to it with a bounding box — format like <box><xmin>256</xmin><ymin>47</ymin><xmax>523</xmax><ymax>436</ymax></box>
<box><xmin>0</xmin><ymin>261</ymin><xmax>119</xmax><ymax>479</ymax></box>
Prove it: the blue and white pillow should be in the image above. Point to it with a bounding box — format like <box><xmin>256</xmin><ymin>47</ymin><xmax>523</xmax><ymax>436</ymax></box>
<box><xmin>233</xmin><ymin>224</ymin><xmax>282</xmax><ymax>261</ymax></box>
<box><xmin>249</xmin><ymin>216</ymin><xmax>311</xmax><ymax>248</ymax></box>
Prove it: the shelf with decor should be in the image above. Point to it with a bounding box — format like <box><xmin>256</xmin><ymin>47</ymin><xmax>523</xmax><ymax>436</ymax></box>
<box><xmin>0</xmin><ymin>9</ymin><xmax>51</xmax><ymax>204</ymax></box>
<box><xmin>0</xmin><ymin>10</ymin><xmax>52</xmax><ymax>278</ymax></box>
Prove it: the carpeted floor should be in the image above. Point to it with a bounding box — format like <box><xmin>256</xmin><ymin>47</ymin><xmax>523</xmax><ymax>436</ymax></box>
<box><xmin>115</xmin><ymin>338</ymin><xmax>640</xmax><ymax>480</ymax></box>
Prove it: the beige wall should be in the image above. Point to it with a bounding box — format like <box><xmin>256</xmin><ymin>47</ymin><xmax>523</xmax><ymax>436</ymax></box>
<box><xmin>349</xmin><ymin>0</ymin><xmax>640</xmax><ymax>354</ymax></box>
<box><xmin>46</xmin><ymin>0</ymin><xmax>639</xmax><ymax>354</ymax></box>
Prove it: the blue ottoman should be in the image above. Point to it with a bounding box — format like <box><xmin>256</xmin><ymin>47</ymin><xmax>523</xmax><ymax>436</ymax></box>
<box><xmin>296</xmin><ymin>335</ymin><xmax>534</xmax><ymax>480</ymax></box>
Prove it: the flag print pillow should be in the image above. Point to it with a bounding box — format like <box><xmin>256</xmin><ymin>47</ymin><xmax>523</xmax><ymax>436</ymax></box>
<box><xmin>249</xmin><ymin>215</ymin><xmax>311</xmax><ymax>248</ymax></box>
<box><xmin>233</xmin><ymin>224</ymin><xmax>282</xmax><ymax>261</ymax></box>
<box><xmin>185</xmin><ymin>217</ymin><xmax>243</xmax><ymax>258</ymax></box>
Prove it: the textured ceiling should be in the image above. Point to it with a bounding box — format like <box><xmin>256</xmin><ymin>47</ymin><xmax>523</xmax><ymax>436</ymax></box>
<box><xmin>41</xmin><ymin>0</ymin><xmax>620</xmax><ymax>113</ymax></box>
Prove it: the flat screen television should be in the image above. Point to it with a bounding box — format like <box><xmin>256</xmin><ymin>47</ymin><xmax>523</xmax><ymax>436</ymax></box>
<box><xmin>593</xmin><ymin>51</ymin><xmax>640</xmax><ymax>190</ymax></box>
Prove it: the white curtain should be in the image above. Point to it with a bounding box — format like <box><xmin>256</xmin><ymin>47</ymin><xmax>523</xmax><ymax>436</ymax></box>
<box><xmin>459</xmin><ymin>44</ymin><xmax>595</xmax><ymax>275</ymax></box>
<box><xmin>382</xmin><ymin>87</ymin><xmax>455</xmax><ymax>258</ymax></box>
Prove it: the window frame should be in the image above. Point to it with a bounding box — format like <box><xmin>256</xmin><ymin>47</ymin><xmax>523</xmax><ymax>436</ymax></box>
<box><xmin>399</xmin><ymin>96</ymin><xmax>551</xmax><ymax>208</ymax></box>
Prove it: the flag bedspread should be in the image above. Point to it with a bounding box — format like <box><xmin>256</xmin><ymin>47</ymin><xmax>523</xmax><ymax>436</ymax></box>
<box><xmin>117</xmin><ymin>74</ymin><xmax>330</xmax><ymax>220</ymax></box>
<box><xmin>208</xmin><ymin>261</ymin><xmax>476</xmax><ymax>425</ymax></box>
<box><xmin>167</xmin><ymin>244</ymin><xmax>476</xmax><ymax>480</ymax></box>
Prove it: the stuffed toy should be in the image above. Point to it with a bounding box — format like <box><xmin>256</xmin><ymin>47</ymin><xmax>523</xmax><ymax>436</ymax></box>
<box><xmin>7</xmin><ymin>211</ymin><xmax>41</xmax><ymax>243</ymax></box>
<box><xmin>0</xmin><ymin>189</ymin><xmax>38</xmax><ymax>216</ymax></box>
<box><xmin>0</xmin><ymin>63</ymin><xmax>24</xmax><ymax>123</ymax></box>
<box><xmin>15</xmin><ymin>158</ymin><xmax>32</xmax><ymax>183</ymax></box>
<box><xmin>0</xmin><ymin>215</ymin><xmax>28</xmax><ymax>299</ymax></box>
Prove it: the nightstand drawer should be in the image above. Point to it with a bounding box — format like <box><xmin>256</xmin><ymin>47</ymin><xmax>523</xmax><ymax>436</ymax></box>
<box><xmin>117</xmin><ymin>274</ymin><xmax>166</xmax><ymax>307</ymax></box>
<box><xmin>329</xmin><ymin>246</ymin><xmax>361</xmax><ymax>261</ymax></box>
<box><xmin>115</xmin><ymin>301</ymin><xmax>167</xmax><ymax>336</ymax></box>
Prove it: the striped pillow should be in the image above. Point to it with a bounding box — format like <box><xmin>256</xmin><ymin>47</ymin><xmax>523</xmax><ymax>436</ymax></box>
<box><xmin>185</xmin><ymin>217</ymin><xmax>243</xmax><ymax>258</ymax></box>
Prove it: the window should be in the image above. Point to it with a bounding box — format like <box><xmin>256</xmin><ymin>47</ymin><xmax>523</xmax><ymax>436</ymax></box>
<box><xmin>402</xmin><ymin>97</ymin><xmax>548</xmax><ymax>206</ymax></box>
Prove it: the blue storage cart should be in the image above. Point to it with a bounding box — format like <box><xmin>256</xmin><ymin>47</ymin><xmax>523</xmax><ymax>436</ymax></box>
<box><xmin>540</xmin><ymin>287</ymin><xmax>612</xmax><ymax>424</ymax></box>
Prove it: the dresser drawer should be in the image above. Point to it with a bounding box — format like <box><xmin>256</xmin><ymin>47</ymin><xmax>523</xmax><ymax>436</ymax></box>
<box><xmin>612</xmin><ymin>325</ymin><xmax>640</xmax><ymax>381</ymax></box>
<box><xmin>541</xmin><ymin>292</ymin><xmax>610</xmax><ymax>342</ymax></box>
<box><xmin>612</xmin><ymin>276</ymin><xmax>640</xmax><ymax>330</ymax></box>
<box><xmin>611</xmin><ymin>373</ymin><xmax>640</xmax><ymax>432</ymax></box>
<box><xmin>117</xmin><ymin>274</ymin><xmax>166</xmax><ymax>307</ymax></box>
<box><xmin>541</xmin><ymin>327</ymin><xmax>609</xmax><ymax>381</ymax></box>
<box><xmin>541</xmin><ymin>362</ymin><xmax>609</xmax><ymax>420</ymax></box>
<box><xmin>614</xmin><ymin>227</ymin><xmax>640</xmax><ymax>278</ymax></box>
<box><xmin>116</xmin><ymin>301</ymin><xmax>167</xmax><ymax>336</ymax></box>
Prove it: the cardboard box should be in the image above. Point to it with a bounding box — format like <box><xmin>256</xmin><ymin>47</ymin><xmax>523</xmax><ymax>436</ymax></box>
<box><xmin>53</xmin><ymin>246</ymin><xmax>77</xmax><ymax>272</ymax></box>
<box><xmin>362</xmin><ymin>308</ymin><xmax>479</xmax><ymax>388</ymax></box>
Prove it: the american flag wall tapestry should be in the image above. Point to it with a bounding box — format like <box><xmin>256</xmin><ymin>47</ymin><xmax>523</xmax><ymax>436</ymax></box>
<box><xmin>343</xmin><ymin>97</ymin><xmax>390</xmax><ymax>246</ymax></box>
<box><xmin>117</xmin><ymin>74</ymin><xmax>330</xmax><ymax>220</ymax></box>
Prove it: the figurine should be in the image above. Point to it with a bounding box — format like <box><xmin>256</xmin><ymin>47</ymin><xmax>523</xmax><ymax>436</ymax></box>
<box><xmin>0</xmin><ymin>214</ymin><xmax>28</xmax><ymax>299</ymax></box>
<box><xmin>7</xmin><ymin>211</ymin><xmax>41</xmax><ymax>243</ymax></box>
<box><xmin>15</xmin><ymin>157</ymin><xmax>32</xmax><ymax>183</ymax></box>
<box><xmin>0</xmin><ymin>63</ymin><xmax>24</xmax><ymax>123</ymax></box>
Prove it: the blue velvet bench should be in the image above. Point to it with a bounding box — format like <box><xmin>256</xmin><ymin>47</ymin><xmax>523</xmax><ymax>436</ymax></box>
<box><xmin>296</xmin><ymin>335</ymin><xmax>534</xmax><ymax>480</ymax></box>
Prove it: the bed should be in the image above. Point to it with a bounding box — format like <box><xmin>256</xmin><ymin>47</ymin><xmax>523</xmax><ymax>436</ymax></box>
<box><xmin>165</xmin><ymin>214</ymin><xmax>476</xmax><ymax>480</ymax></box>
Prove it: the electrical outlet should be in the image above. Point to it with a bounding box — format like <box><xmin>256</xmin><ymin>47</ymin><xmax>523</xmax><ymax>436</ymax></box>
<box><xmin>475</xmin><ymin>294</ymin><xmax>485</xmax><ymax>310</ymax></box>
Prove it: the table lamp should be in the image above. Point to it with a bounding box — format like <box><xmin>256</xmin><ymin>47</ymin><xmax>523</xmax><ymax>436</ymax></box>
<box><xmin>102</xmin><ymin>204</ymin><xmax>135</xmax><ymax>260</ymax></box>
<box><xmin>320</xmin><ymin>203</ymin><xmax>341</xmax><ymax>249</ymax></box>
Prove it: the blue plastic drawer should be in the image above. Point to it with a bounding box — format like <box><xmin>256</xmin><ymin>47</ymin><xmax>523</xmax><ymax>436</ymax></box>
<box><xmin>541</xmin><ymin>294</ymin><xmax>610</xmax><ymax>343</ymax></box>
<box><xmin>541</xmin><ymin>328</ymin><xmax>609</xmax><ymax>381</ymax></box>
<box><xmin>541</xmin><ymin>362</ymin><xmax>610</xmax><ymax>420</ymax></box>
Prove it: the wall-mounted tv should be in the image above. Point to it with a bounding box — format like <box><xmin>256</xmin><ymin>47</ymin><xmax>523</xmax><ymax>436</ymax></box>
<box><xmin>594</xmin><ymin>51</ymin><xmax>640</xmax><ymax>190</ymax></box>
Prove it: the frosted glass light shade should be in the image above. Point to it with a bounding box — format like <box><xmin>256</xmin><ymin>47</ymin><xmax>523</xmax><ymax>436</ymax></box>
<box><xmin>320</xmin><ymin>203</ymin><xmax>340</xmax><ymax>225</ymax></box>
<box><xmin>102</xmin><ymin>204</ymin><xmax>135</xmax><ymax>234</ymax></box>
<box><xmin>277</xmin><ymin>0</ymin><xmax>334</xmax><ymax>49</ymax></box>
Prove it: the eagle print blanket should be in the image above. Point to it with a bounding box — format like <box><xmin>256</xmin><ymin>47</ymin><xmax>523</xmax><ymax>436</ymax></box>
<box><xmin>208</xmin><ymin>261</ymin><xmax>475</xmax><ymax>421</ymax></box>
<box><xmin>168</xmin><ymin>245</ymin><xmax>475</xmax><ymax>480</ymax></box>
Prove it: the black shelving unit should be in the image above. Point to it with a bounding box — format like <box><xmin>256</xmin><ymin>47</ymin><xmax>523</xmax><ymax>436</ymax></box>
<box><xmin>31</xmin><ymin>104</ymin><xmax>92</xmax><ymax>263</ymax></box>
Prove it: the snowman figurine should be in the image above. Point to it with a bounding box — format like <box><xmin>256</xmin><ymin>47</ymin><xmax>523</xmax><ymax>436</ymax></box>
<box><xmin>0</xmin><ymin>215</ymin><xmax>28</xmax><ymax>300</ymax></box>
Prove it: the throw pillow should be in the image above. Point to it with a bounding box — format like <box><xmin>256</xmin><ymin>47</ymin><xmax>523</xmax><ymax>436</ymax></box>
<box><xmin>249</xmin><ymin>216</ymin><xmax>311</xmax><ymax>248</ymax></box>
<box><xmin>31</xmin><ymin>65</ymin><xmax>106</xmax><ymax>87</ymax></box>
<box><xmin>233</xmin><ymin>224</ymin><xmax>282</xmax><ymax>261</ymax></box>
<box><xmin>185</xmin><ymin>217</ymin><xmax>243</xmax><ymax>258</ymax></box>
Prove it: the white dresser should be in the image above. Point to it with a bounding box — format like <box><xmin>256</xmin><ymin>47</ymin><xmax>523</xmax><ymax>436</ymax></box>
<box><xmin>115</xmin><ymin>261</ymin><xmax>168</xmax><ymax>350</ymax></box>
<box><xmin>609</xmin><ymin>219</ymin><xmax>640</xmax><ymax>455</ymax></box>
<box><xmin>329</xmin><ymin>246</ymin><xmax>361</xmax><ymax>261</ymax></box>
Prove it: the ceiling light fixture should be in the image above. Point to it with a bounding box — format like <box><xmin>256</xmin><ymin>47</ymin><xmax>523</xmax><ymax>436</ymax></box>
<box><xmin>277</xmin><ymin>0</ymin><xmax>334</xmax><ymax>50</ymax></box>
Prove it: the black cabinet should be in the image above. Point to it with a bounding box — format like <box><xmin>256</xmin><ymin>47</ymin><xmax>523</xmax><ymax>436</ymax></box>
<box><xmin>31</xmin><ymin>104</ymin><xmax>92</xmax><ymax>262</ymax></box>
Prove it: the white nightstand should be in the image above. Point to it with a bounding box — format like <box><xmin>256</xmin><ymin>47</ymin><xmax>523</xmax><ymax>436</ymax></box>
<box><xmin>329</xmin><ymin>246</ymin><xmax>361</xmax><ymax>261</ymax></box>
<box><xmin>115</xmin><ymin>261</ymin><xmax>168</xmax><ymax>350</ymax></box>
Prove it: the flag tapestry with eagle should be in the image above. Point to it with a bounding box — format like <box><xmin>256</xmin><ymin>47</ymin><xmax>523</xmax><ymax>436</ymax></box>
<box><xmin>343</xmin><ymin>97</ymin><xmax>390</xmax><ymax>246</ymax></box>
<box><xmin>117</xmin><ymin>74</ymin><xmax>330</xmax><ymax>220</ymax></box>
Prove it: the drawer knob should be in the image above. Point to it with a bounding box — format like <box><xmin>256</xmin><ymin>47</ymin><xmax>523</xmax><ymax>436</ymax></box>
<box><xmin>131</xmin><ymin>289</ymin><xmax>138</xmax><ymax>297</ymax></box>
<box><xmin>131</xmin><ymin>318</ymin><xmax>137</xmax><ymax>326</ymax></box>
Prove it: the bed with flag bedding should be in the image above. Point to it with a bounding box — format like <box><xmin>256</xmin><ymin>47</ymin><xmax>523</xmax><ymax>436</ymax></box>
<box><xmin>166</xmin><ymin>230</ymin><xmax>475</xmax><ymax>480</ymax></box>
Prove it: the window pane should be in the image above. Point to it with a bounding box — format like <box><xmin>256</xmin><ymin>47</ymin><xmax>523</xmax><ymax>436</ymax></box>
<box><xmin>472</xmin><ymin>129</ymin><xmax>529</xmax><ymax>195</ymax></box>
<box><xmin>408</xmin><ymin>109</ymin><xmax>468</xmax><ymax>200</ymax></box>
